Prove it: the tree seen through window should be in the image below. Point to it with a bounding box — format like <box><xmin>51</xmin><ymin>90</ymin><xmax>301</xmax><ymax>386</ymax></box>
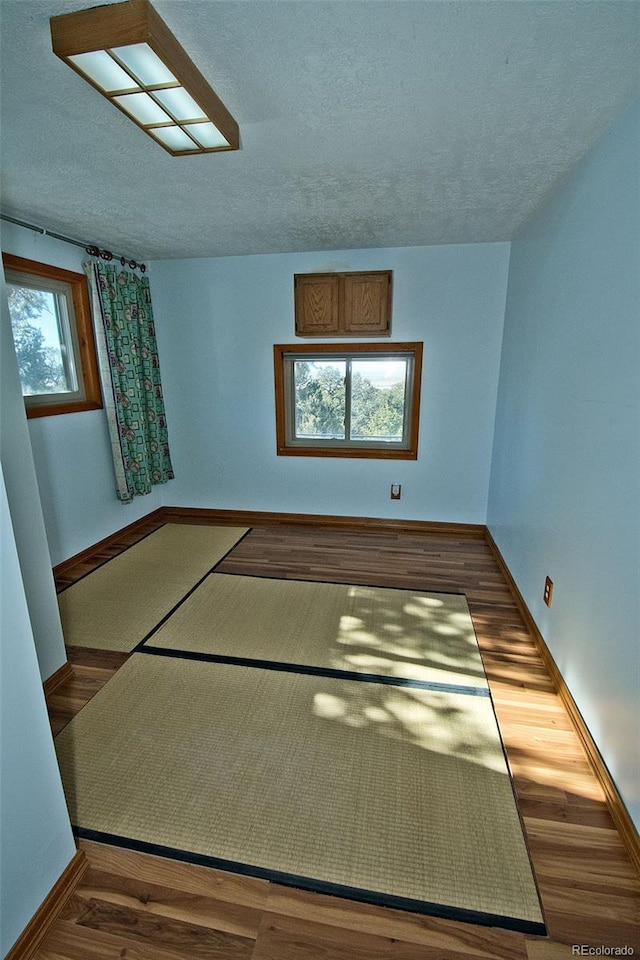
<box><xmin>6</xmin><ymin>285</ymin><xmax>69</xmax><ymax>395</ymax></box>
<box><xmin>293</xmin><ymin>359</ymin><xmax>405</xmax><ymax>442</ymax></box>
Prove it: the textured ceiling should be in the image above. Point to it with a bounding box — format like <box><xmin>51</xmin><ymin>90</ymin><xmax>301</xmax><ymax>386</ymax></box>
<box><xmin>0</xmin><ymin>0</ymin><xmax>638</xmax><ymax>260</ymax></box>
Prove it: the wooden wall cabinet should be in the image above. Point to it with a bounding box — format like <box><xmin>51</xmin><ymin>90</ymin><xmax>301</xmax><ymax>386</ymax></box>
<box><xmin>294</xmin><ymin>270</ymin><xmax>392</xmax><ymax>337</ymax></box>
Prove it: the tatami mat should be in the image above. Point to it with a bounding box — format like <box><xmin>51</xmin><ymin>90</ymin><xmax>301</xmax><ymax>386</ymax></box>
<box><xmin>54</xmin><ymin>653</ymin><xmax>544</xmax><ymax>932</ymax></box>
<box><xmin>57</xmin><ymin>524</ymin><xmax>248</xmax><ymax>651</ymax></box>
<box><xmin>146</xmin><ymin>573</ymin><xmax>487</xmax><ymax>689</ymax></box>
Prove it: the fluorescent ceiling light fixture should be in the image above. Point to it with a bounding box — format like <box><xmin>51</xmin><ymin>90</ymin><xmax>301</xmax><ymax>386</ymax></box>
<box><xmin>50</xmin><ymin>0</ymin><xmax>239</xmax><ymax>156</ymax></box>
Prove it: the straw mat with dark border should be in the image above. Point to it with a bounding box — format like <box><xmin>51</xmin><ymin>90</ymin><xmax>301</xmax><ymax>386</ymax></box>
<box><xmin>144</xmin><ymin>572</ymin><xmax>489</xmax><ymax>691</ymax></box>
<box><xmin>57</xmin><ymin>523</ymin><xmax>248</xmax><ymax>652</ymax></box>
<box><xmin>55</xmin><ymin>653</ymin><xmax>545</xmax><ymax>934</ymax></box>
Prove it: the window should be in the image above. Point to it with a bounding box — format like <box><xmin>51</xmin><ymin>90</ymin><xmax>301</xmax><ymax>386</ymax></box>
<box><xmin>274</xmin><ymin>342</ymin><xmax>422</xmax><ymax>459</ymax></box>
<box><xmin>3</xmin><ymin>253</ymin><xmax>102</xmax><ymax>418</ymax></box>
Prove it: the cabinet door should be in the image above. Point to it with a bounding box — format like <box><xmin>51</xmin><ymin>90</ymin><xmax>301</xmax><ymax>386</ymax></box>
<box><xmin>342</xmin><ymin>272</ymin><xmax>391</xmax><ymax>335</ymax></box>
<box><xmin>294</xmin><ymin>274</ymin><xmax>340</xmax><ymax>336</ymax></box>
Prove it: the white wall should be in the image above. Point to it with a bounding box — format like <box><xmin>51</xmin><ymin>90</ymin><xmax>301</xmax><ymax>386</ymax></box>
<box><xmin>488</xmin><ymin>96</ymin><xmax>640</xmax><ymax>829</ymax></box>
<box><xmin>0</xmin><ymin>223</ymin><xmax>165</xmax><ymax>566</ymax></box>
<box><xmin>0</xmin><ymin>247</ymin><xmax>77</xmax><ymax>955</ymax></box>
<box><xmin>150</xmin><ymin>243</ymin><xmax>510</xmax><ymax>523</ymax></box>
<box><xmin>0</xmin><ymin>261</ymin><xmax>67</xmax><ymax>680</ymax></box>
<box><xmin>0</xmin><ymin>464</ymin><xmax>76</xmax><ymax>959</ymax></box>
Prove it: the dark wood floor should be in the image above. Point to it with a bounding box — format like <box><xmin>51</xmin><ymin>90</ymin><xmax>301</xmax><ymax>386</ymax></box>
<box><xmin>40</xmin><ymin>517</ymin><xmax>640</xmax><ymax>959</ymax></box>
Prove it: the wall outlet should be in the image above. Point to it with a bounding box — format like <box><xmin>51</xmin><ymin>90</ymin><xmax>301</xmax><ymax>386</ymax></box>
<box><xmin>543</xmin><ymin>576</ymin><xmax>554</xmax><ymax>607</ymax></box>
<box><xmin>390</xmin><ymin>483</ymin><xmax>402</xmax><ymax>500</ymax></box>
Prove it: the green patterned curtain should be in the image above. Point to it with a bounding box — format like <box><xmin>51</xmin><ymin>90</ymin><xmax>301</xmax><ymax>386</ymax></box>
<box><xmin>86</xmin><ymin>261</ymin><xmax>174</xmax><ymax>502</ymax></box>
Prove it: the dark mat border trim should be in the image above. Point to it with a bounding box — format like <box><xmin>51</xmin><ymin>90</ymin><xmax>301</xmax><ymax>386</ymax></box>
<box><xmin>74</xmin><ymin>826</ymin><xmax>546</xmax><ymax>937</ymax></box>
<box><xmin>139</xmin><ymin>644</ymin><xmax>490</xmax><ymax>696</ymax></box>
<box><xmin>137</xmin><ymin>569</ymin><xmax>487</xmax><ymax>696</ymax></box>
<box><xmin>213</xmin><ymin>568</ymin><xmax>470</xmax><ymax>599</ymax></box>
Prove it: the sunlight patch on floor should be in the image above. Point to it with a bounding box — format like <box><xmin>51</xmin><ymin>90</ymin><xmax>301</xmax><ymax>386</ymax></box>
<box><xmin>312</xmin><ymin>687</ymin><xmax>506</xmax><ymax>773</ymax></box>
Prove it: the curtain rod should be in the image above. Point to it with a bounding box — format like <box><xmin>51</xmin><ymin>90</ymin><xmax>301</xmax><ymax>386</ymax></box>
<box><xmin>0</xmin><ymin>213</ymin><xmax>146</xmax><ymax>272</ymax></box>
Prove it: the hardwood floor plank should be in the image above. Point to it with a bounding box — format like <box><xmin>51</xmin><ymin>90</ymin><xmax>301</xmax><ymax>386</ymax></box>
<box><xmin>33</xmin><ymin>918</ymin><xmax>238</xmax><ymax>960</ymax></box>
<box><xmin>59</xmin><ymin>893</ymin><xmax>255</xmax><ymax>959</ymax></box>
<box><xmin>523</xmin><ymin>817</ymin><xmax>640</xmax><ymax>946</ymax></box>
<box><xmin>78</xmin><ymin>840</ymin><xmax>270</xmax><ymax>910</ymax></box>
<box><xmin>523</xmin><ymin>814</ymin><xmax>640</xmax><ymax>862</ymax></box>
<box><xmin>260</xmin><ymin>887</ymin><xmax>530</xmax><ymax>959</ymax></box>
<box><xmin>539</xmin><ymin>904</ymin><xmax>639</xmax><ymax>951</ymax></box>
<box><xmin>525</xmin><ymin>942</ymin><xmax>574</xmax><ymax>960</ymax></box>
<box><xmin>251</xmin><ymin>912</ymin><xmax>503</xmax><ymax>960</ymax></box>
<box><xmin>516</xmin><ymin>793</ymin><xmax>614</xmax><ymax>830</ymax></box>
<box><xmin>66</xmin><ymin>647</ymin><xmax>130</xmax><ymax>670</ymax></box>
<box><xmin>72</xmin><ymin>866</ymin><xmax>264</xmax><ymax>938</ymax></box>
<box><xmin>47</xmin><ymin>667</ymin><xmax>119</xmax><ymax>734</ymax></box>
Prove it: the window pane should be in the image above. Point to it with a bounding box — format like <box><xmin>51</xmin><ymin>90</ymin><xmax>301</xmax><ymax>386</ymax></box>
<box><xmin>293</xmin><ymin>359</ymin><xmax>346</xmax><ymax>440</ymax></box>
<box><xmin>350</xmin><ymin>359</ymin><xmax>407</xmax><ymax>442</ymax></box>
<box><xmin>275</xmin><ymin>343</ymin><xmax>421</xmax><ymax>459</ymax></box>
<box><xmin>6</xmin><ymin>283</ymin><xmax>78</xmax><ymax>396</ymax></box>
